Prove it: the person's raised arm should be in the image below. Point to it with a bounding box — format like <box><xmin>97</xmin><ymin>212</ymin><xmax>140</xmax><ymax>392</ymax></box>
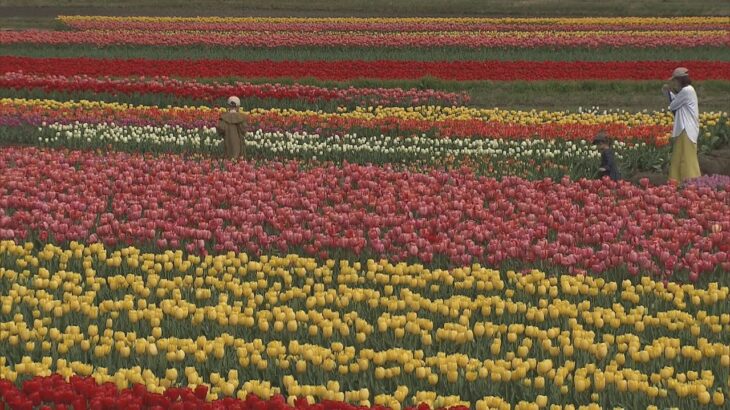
<box><xmin>662</xmin><ymin>84</ymin><xmax>673</xmax><ymax>104</ymax></box>
<box><xmin>668</xmin><ymin>88</ymin><xmax>689</xmax><ymax>112</ymax></box>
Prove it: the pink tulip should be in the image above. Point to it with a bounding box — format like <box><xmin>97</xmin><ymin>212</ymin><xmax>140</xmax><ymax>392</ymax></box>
<box><xmin>2</xmin><ymin>146</ymin><xmax>729</xmax><ymax>281</ymax></box>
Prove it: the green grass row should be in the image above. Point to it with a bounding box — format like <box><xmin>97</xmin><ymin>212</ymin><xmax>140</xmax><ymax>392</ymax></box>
<box><xmin>2</xmin><ymin>44</ymin><xmax>729</xmax><ymax>62</ymax></box>
<box><xmin>3</xmin><ymin>80</ymin><xmax>729</xmax><ymax>112</ymax></box>
<box><xmin>1</xmin><ymin>0</ymin><xmax>729</xmax><ymax>17</ymax></box>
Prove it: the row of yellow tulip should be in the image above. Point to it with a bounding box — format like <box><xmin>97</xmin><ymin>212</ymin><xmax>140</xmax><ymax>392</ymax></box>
<box><xmin>0</xmin><ymin>240</ymin><xmax>728</xmax><ymax>408</ymax></box>
<box><xmin>4</xmin><ymin>97</ymin><xmax>729</xmax><ymax>128</ymax></box>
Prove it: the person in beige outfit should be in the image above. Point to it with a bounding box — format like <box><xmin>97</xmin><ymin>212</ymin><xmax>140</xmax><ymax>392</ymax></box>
<box><xmin>217</xmin><ymin>96</ymin><xmax>246</xmax><ymax>159</ymax></box>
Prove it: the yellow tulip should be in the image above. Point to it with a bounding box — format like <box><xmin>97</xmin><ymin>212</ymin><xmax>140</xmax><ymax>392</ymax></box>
<box><xmin>698</xmin><ymin>390</ymin><xmax>711</xmax><ymax>405</ymax></box>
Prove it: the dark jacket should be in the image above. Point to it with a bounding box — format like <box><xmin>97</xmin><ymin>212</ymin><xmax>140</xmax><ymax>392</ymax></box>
<box><xmin>599</xmin><ymin>149</ymin><xmax>620</xmax><ymax>181</ymax></box>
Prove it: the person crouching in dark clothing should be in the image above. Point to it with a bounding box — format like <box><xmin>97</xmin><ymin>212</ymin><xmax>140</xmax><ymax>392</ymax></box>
<box><xmin>593</xmin><ymin>132</ymin><xmax>620</xmax><ymax>181</ymax></box>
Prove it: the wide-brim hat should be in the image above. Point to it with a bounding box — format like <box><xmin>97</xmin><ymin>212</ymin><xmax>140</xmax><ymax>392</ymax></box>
<box><xmin>668</xmin><ymin>67</ymin><xmax>689</xmax><ymax>81</ymax></box>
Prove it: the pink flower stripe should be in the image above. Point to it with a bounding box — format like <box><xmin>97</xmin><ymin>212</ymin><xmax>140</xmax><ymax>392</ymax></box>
<box><xmin>58</xmin><ymin>17</ymin><xmax>730</xmax><ymax>32</ymax></box>
<box><xmin>2</xmin><ymin>56</ymin><xmax>728</xmax><ymax>81</ymax></box>
<box><xmin>1</xmin><ymin>375</ymin><xmax>438</xmax><ymax>410</ymax></box>
<box><xmin>0</xmin><ymin>72</ymin><xmax>468</xmax><ymax>106</ymax></box>
<box><xmin>2</xmin><ymin>29</ymin><xmax>727</xmax><ymax>48</ymax></box>
<box><xmin>1</xmin><ymin>147</ymin><xmax>728</xmax><ymax>279</ymax></box>
<box><xmin>0</xmin><ymin>100</ymin><xmax>671</xmax><ymax>146</ymax></box>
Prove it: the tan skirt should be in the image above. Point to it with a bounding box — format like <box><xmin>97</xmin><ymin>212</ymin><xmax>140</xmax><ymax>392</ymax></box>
<box><xmin>224</xmin><ymin>132</ymin><xmax>242</xmax><ymax>159</ymax></box>
<box><xmin>668</xmin><ymin>130</ymin><xmax>701</xmax><ymax>182</ymax></box>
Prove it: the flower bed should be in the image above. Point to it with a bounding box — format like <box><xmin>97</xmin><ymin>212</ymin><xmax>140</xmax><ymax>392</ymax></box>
<box><xmin>683</xmin><ymin>175</ymin><xmax>730</xmax><ymax>190</ymax></box>
<box><xmin>58</xmin><ymin>16</ymin><xmax>730</xmax><ymax>32</ymax></box>
<box><xmin>3</xmin><ymin>29</ymin><xmax>728</xmax><ymax>48</ymax></box>
<box><xmin>0</xmin><ymin>241</ymin><xmax>728</xmax><ymax>409</ymax></box>
<box><xmin>21</xmin><ymin>122</ymin><xmax>655</xmax><ymax>179</ymax></box>
<box><xmin>5</xmin><ymin>98</ymin><xmax>728</xmax><ymax>148</ymax></box>
<box><xmin>3</xmin><ymin>56</ymin><xmax>729</xmax><ymax>81</ymax></box>
<box><xmin>0</xmin><ymin>72</ymin><xmax>468</xmax><ymax>108</ymax></box>
<box><xmin>0</xmin><ymin>147</ymin><xmax>728</xmax><ymax>279</ymax></box>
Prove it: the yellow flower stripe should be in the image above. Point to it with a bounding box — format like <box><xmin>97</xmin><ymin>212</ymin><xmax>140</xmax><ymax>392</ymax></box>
<box><xmin>0</xmin><ymin>240</ymin><xmax>729</xmax><ymax>408</ymax></box>
<box><xmin>4</xmin><ymin>97</ymin><xmax>729</xmax><ymax>128</ymax></box>
<box><xmin>0</xmin><ymin>97</ymin><xmax>217</xmax><ymax>111</ymax></box>
<box><xmin>76</xmin><ymin>29</ymin><xmax>730</xmax><ymax>36</ymax></box>
<box><xmin>57</xmin><ymin>16</ymin><xmax>730</xmax><ymax>25</ymax></box>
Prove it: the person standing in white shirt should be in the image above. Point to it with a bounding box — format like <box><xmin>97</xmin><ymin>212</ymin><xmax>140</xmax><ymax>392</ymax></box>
<box><xmin>662</xmin><ymin>67</ymin><xmax>701</xmax><ymax>182</ymax></box>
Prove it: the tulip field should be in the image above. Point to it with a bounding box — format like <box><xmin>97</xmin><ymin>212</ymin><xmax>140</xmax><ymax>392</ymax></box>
<box><xmin>1</xmin><ymin>240</ymin><xmax>730</xmax><ymax>410</ymax></box>
<box><xmin>0</xmin><ymin>11</ymin><xmax>730</xmax><ymax>410</ymax></box>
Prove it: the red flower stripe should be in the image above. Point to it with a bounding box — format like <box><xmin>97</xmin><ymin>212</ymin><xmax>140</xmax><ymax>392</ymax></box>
<box><xmin>0</xmin><ymin>375</ymin><xmax>442</xmax><ymax>410</ymax></box>
<box><xmin>2</xmin><ymin>29</ymin><xmax>727</xmax><ymax>48</ymax></box>
<box><xmin>0</xmin><ymin>72</ymin><xmax>468</xmax><ymax>106</ymax></box>
<box><xmin>1</xmin><ymin>56</ymin><xmax>728</xmax><ymax>81</ymax></box>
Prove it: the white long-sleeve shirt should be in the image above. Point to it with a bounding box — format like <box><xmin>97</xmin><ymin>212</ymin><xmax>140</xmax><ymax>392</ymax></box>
<box><xmin>668</xmin><ymin>85</ymin><xmax>699</xmax><ymax>143</ymax></box>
